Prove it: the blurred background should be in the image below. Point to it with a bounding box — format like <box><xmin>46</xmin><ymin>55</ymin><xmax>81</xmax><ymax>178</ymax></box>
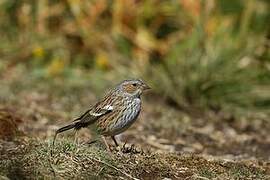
<box><xmin>0</xmin><ymin>0</ymin><xmax>270</xmax><ymax>178</ymax></box>
<box><xmin>0</xmin><ymin>0</ymin><xmax>269</xmax><ymax>111</ymax></box>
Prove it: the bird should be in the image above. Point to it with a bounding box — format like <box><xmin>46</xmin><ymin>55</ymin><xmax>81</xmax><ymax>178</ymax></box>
<box><xmin>52</xmin><ymin>79</ymin><xmax>150</xmax><ymax>151</ymax></box>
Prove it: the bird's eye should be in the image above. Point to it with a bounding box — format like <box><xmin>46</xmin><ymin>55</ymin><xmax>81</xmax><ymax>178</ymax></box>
<box><xmin>132</xmin><ymin>83</ymin><xmax>137</xmax><ymax>87</ymax></box>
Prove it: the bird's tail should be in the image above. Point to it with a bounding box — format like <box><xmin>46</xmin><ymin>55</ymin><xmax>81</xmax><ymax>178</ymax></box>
<box><xmin>55</xmin><ymin>123</ymin><xmax>76</xmax><ymax>134</ymax></box>
<box><xmin>52</xmin><ymin>121</ymin><xmax>79</xmax><ymax>149</ymax></box>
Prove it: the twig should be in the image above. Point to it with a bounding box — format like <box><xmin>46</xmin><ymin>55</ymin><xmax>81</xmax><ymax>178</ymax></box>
<box><xmin>89</xmin><ymin>156</ymin><xmax>139</xmax><ymax>180</ymax></box>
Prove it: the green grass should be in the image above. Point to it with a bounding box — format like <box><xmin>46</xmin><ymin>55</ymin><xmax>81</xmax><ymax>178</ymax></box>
<box><xmin>145</xmin><ymin>22</ymin><xmax>270</xmax><ymax>111</ymax></box>
<box><xmin>198</xmin><ymin>167</ymin><xmax>217</xmax><ymax>179</ymax></box>
<box><xmin>0</xmin><ymin>0</ymin><xmax>269</xmax><ymax>112</ymax></box>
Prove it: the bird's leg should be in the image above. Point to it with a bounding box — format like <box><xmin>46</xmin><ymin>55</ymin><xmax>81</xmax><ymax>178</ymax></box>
<box><xmin>111</xmin><ymin>136</ymin><xmax>119</xmax><ymax>147</ymax></box>
<box><xmin>102</xmin><ymin>136</ymin><xmax>111</xmax><ymax>151</ymax></box>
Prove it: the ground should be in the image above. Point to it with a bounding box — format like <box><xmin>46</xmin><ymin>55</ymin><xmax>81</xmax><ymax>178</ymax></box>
<box><xmin>0</xmin><ymin>67</ymin><xmax>269</xmax><ymax>179</ymax></box>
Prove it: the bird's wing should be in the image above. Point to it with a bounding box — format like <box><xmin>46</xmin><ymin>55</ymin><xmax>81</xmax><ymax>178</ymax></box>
<box><xmin>73</xmin><ymin>100</ymin><xmax>114</xmax><ymax>129</ymax></box>
<box><xmin>76</xmin><ymin>106</ymin><xmax>113</xmax><ymax>124</ymax></box>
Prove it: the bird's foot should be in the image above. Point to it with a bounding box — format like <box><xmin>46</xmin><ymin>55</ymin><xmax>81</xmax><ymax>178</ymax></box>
<box><xmin>119</xmin><ymin>142</ymin><xmax>142</xmax><ymax>154</ymax></box>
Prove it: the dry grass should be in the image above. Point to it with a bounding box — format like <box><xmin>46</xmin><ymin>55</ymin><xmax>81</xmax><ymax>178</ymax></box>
<box><xmin>0</xmin><ymin>66</ymin><xmax>269</xmax><ymax>179</ymax></box>
<box><xmin>1</xmin><ymin>139</ymin><xmax>269</xmax><ymax>179</ymax></box>
<box><xmin>0</xmin><ymin>1</ymin><xmax>269</xmax><ymax>179</ymax></box>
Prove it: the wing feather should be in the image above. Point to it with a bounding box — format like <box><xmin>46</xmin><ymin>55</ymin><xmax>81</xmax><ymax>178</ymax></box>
<box><xmin>73</xmin><ymin>95</ymin><xmax>115</xmax><ymax>129</ymax></box>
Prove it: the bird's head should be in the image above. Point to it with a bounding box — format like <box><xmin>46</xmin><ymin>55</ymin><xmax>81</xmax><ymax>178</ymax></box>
<box><xmin>117</xmin><ymin>79</ymin><xmax>150</xmax><ymax>97</ymax></box>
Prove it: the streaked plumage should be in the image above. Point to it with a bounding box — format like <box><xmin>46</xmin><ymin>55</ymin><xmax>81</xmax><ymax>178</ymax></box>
<box><xmin>53</xmin><ymin>79</ymin><xmax>150</xmax><ymax>150</ymax></box>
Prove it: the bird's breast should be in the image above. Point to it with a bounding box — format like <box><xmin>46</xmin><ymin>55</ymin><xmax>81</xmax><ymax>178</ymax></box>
<box><xmin>107</xmin><ymin>97</ymin><xmax>141</xmax><ymax>135</ymax></box>
<box><xmin>123</xmin><ymin>97</ymin><xmax>141</xmax><ymax>120</ymax></box>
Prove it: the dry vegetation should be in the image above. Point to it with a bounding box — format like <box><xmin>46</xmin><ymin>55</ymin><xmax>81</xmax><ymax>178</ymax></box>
<box><xmin>1</xmin><ymin>140</ymin><xmax>269</xmax><ymax>179</ymax></box>
<box><xmin>0</xmin><ymin>0</ymin><xmax>270</xmax><ymax>179</ymax></box>
<box><xmin>0</xmin><ymin>67</ymin><xmax>269</xmax><ymax>179</ymax></box>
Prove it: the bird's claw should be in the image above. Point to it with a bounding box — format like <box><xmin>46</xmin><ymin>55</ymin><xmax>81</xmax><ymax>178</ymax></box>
<box><xmin>120</xmin><ymin>142</ymin><xmax>141</xmax><ymax>154</ymax></box>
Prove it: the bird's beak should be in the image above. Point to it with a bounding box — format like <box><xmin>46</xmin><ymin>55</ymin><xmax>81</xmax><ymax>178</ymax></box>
<box><xmin>142</xmin><ymin>83</ymin><xmax>151</xmax><ymax>90</ymax></box>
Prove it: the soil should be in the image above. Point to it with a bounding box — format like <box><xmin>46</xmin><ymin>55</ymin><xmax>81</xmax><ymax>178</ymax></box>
<box><xmin>0</xmin><ymin>67</ymin><xmax>269</xmax><ymax>179</ymax></box>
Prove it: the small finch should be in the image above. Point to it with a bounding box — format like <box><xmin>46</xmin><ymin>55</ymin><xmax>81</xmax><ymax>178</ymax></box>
<box><xmin>53</xmin><ymin>79</ymin><xmax>150</xmax><ymax>150</ymax></box>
